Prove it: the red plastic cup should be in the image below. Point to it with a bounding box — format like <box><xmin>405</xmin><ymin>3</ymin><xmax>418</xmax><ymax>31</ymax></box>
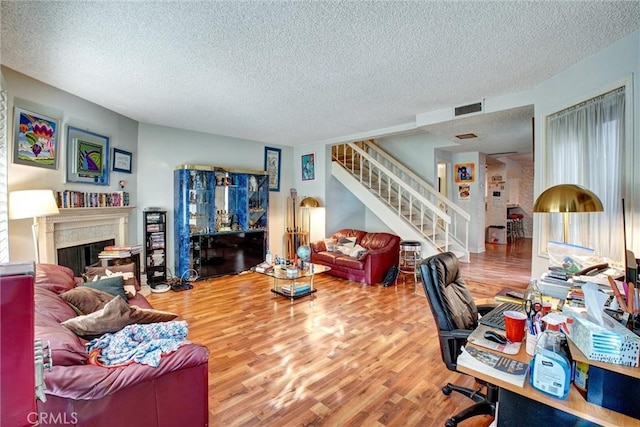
<box><xmin>542</xmin><ymin>301</ymin><xmax>552</xmax><ymax>316</ymax></box>
<box><xmin>504</xmin><ymin>311</ymin><xmax>527</xmax><ymax>342</ymax></box>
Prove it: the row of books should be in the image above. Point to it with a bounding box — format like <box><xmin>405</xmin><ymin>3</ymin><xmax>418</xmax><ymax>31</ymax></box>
<box><xmin>56</xmin><ymin>191</ymin><xmax>130</xmax><ymax>209</ymax></box>
<box><xmin>98</xmin><ymin>244</ymin><xmax>142</xmax><ymax>259</ymax></box>
<box><xmin>280</xmin><ymin>284</ymin><xmax>312</xmax><ymax>295</ymax></box>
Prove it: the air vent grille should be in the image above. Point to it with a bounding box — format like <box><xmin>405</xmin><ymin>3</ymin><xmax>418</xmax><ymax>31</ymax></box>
<box><xmin>455</xmin><ymin>102</ymin><xmax>482</xmax><ymax>116</ymax></box>
<box><xmin>455</xmin><ymin>133</ymin><xmax>477</xmax><ymax>139</ymax></box>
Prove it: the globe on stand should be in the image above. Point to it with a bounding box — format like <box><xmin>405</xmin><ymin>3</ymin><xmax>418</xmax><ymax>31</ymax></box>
<box><xmin>296</xmin><ymin>245</ymin><xmax>311</xmax><ymax>261</ymax></box>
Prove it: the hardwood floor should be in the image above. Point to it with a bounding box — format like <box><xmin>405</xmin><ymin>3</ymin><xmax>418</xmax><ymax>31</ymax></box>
<box><xmin>149</xmin><ymin>240</ymin><xmax>532</xmax><ymax>427</ymax></box>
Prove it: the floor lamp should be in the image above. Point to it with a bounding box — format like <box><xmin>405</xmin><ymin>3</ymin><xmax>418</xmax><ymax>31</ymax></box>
<box><xmin>299</xmin><ymin>197</ymin><xmax>323</xmax><ymax>244</ymax></box>
<box><xmin>9</xmin><ymin>190</ymin><xmax>60</xmax><ymax>263</ymax></box>
<box><xmin>533</xmin><ymin>184</ymin><xmax>603</xmax><ymax>243</ymax></box>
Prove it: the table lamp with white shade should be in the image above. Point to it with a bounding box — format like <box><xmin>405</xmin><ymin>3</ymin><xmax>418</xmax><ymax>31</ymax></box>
<box><xmin>9</xmin><ymin>189</ymin><xmax>60</xmax><ymax>263</ymax></box>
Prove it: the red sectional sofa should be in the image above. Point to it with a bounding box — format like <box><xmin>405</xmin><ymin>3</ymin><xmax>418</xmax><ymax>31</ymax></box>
<box><xmin>33</xmin><ymin>264</ymin><xmax>210</xmax><ymax>427</ymax></box>
<box><xmin>310</xmin><ymin>229</ymin><xmax>400</xmax><ymax>285</ymax></box>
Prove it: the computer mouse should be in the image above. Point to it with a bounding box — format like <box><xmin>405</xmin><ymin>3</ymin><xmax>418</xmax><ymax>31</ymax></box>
<box><xmin>484</xmin><ymin>330</ymin><xmax>507</xmax><ymax>345</ymax></box>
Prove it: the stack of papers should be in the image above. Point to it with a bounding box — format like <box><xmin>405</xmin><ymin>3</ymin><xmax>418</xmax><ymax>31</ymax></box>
<box><xmin>457</xmin><ymin>344</ymin><xmax>529</xmax><ymax>387</ymax></box>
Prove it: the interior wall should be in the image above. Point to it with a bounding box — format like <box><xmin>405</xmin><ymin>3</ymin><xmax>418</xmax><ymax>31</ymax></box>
<box><xmin>451</xmin><ymin>151</ymin><xmax>485</xmax><ymax>253</ymax></box>
<box><xmin>377</xmin><ymin>132</ymin><xmax>453</xmax><ymax>188</ymax></box>
<box><xmin>485</xmin><ymin>163</ymin><xmax>508</xmax><ymax>235</ymax></box>
<box><xmin>136</xmin><ymin>123</ymin><xmax>291</xmax><ymax>272</ymax></box>
<box><xmin>4</xmin><ymin>66</ymin><xmax>139</xmax><ymax>263</ymax></box>
<box><xmin>531</xmin><ymin>30</ymin><xmax>640</xmax><ymax>278</ymax></box>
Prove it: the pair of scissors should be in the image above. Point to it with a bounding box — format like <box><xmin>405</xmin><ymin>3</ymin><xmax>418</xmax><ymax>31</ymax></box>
<box><xmin>524</xmin><ymin>299</ymin><xmax>541</xmax><ymax>321</ymax></box>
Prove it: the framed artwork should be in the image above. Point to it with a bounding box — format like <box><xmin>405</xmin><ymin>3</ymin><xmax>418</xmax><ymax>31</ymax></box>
<box><xmin>458</xmin><ymin>184</ymin><xmax>470</xmax><ymax>200</ymax></box>
<box><xmin>301</xmin><ymin>152</ymin><xmax>315</xmax><ymax>181</ymax></box>
<box><xmin>454</xmin><ymin>162</ymin><xmax>475</xmax><ymax>183</ymax></box>
<box><xmin>66</xmin><ymin>126</ymin><xmax>110</xmax><ymax>185</ymax></box>
<box><xmin>264</xmin><ymin>146</ymin><xmax>281</xmax><ymax>192</ymax></box>
<box><xmin>112</xmin><ymin>148</ymin><xmax>133</xmax><ymax>173</ymax></box>
<box><xmin>13</xmin><ymin>106</ymin><xmax>60</xmax><ymax>169</ymax></box>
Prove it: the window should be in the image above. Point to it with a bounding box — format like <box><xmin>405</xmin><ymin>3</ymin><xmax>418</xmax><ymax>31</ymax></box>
<box><xmin>542</xmin><ymin>86</ymin><xmax>626</xmax><ymax>264</ymax></box>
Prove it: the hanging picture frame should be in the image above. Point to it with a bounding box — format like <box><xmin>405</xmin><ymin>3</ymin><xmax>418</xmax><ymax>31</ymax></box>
<box><xmin>454</xmin><ymin>162</ymin><xmax>475</xmax><ymax>183</ymax></box>
<box><xmin>112</xmin><ymin>148</ymin><xmax>133</xmax><ymax>173</ymax></box>
<box><xmin>301</xmin><ymin>152</ymin><xmax>315</xmax><ymax>181</ymax></box>
<box><xmin>264</xmin><ymin>146</ymin><xmax>281</xmax><ymax>192</ymax></box>
<box><xmin>66</xmin><ymin>126</ymin><xmax>110</xmax><ymax>185</ymax></box>
<box><xmin>12</xmin><ymin>106</ymin><xmax>60</xmax><ymax>169</ymax></box>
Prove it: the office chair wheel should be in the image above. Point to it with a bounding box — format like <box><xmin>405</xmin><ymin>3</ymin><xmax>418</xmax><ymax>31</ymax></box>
<box><xmin>442</xmin><ymin>385</ymin><xmax>452</xmax><ymax>395</ymax></box>
<box><xmin>445</xmin><ymin>418</ymin><xmax>457</xmax><ymax>427</ymax></box>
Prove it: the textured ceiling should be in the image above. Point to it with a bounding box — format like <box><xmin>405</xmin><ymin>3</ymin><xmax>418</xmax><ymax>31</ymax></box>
<box><xmin>1</xmin><ymin>1</ymin><xmax>639</xmax><ymax>152</ymax></box>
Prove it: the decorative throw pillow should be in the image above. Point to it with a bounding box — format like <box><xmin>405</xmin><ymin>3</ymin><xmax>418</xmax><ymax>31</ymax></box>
<box><xmin>62</xmin><ymin>296</ymin><xmax>179</xmax><ymax>338</ymax></box>
<box><xmin>130</xmin><ymin>306</ymin><xmax>179</xmax><ymax>324</ymax></box>
<box><xmin>81</xmin><ymin>276</ymin><xmax>127</xmax><ymax>301</ymax></box>
<box><xmin>323</xmin><ymin>238</ymin><xmax>337</xmax><ymax>252</ymax></box>
<box><xmin>61</xmin><ymin>296</ymin><xmax>134</xmax><ymax>338</ymax></box>
<box><xmin>85</xmin><ymin>263</ymin><xmax>138</xmax><ymax>289</ymax></box>
<box><xmin>60</xmin><ymin>287</ymin><xmax>116</xmax><ymax>315</ymax></box>
<box><xmin>337</xmin><ymin>236</ymin><xmax>356</xmax><ymax>249</ymax></box>
<box><xmin>349</xmin><ymin>244</ymin><xmax>368</xmax><ymax>259</ymax></box>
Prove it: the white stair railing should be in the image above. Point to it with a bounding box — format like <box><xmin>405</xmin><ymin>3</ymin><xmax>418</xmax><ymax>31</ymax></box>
<box><xmin>332</xmin><ymin>142</ymin><xmax>470</xmax><ymax>258</ymax></box>
<box><xmin>360</xmin><ymin>140</ymin><xmax>471</xmax><ymax>249</ymax></box>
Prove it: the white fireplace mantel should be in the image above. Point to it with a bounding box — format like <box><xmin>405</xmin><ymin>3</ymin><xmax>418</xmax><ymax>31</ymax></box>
<box><xmin>38</xmin><ymin>207</ymin><xmax>136</xmax><ymax>264</ymax></box>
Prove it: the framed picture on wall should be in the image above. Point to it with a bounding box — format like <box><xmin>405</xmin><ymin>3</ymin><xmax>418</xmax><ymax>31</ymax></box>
<box><xmin>454</xmin><ymin>163</ymin><xmax>475</xmax><ymax>183</ymax></box>
<box><xmin>301</xmin><ymin>152</ymin><xmax>315</xmax><ymax>181</ymax></box>
<box><xmin>264</xmin><ymin>146</ymin><xmax>281</xmax><ymax>192</ymax></box>
<box><xmin>112</xmin><ymin>148</ymin><xmax>133</xmax><ymax>173</ymax></box>
<box><xmin>12</xmin><ymin>106</ymin><xmax>60</xmax><ymax>170</ymax></box>
<box><xmin>66</xmin><ymin>126</ymin><xmax>110</xmax><ymax>185</ymax></box>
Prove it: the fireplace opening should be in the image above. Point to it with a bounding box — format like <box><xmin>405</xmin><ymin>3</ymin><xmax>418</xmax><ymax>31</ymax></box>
<box><xmin>57</xmin><ymin>239</ymin><xmax>115</xmax><ymax>277</ymax></box>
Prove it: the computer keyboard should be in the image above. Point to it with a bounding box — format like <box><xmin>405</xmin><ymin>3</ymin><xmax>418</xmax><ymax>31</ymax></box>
<box><xmin>479</xmin><ymin>302</ymin><xmax>525</xmax><ymax>330</ymax></box>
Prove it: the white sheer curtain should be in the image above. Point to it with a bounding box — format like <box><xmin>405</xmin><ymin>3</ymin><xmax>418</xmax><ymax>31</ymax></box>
<box><xmin>544</xmin><ymin>87</ymin><xmax>625</xmax><ymax>264</ymax></box>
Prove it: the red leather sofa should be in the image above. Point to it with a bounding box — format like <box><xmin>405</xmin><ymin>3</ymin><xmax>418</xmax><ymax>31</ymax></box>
<box><xmin>310</xmin><ymin>229</ymin><xmax>400</xmax><ymax>285</ymax></box>
<box><xmin>33</xmin><ymin>264</ymin><xmax>210</xmax><ymax>427</ymax></box>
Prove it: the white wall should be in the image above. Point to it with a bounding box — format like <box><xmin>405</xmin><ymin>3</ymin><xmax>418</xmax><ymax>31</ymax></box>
<box><xmin>136</xmin><ymin>124</ymin><xmax>292</xmax><ymax>272</ymax></box>
<box><xmin>4</xmin><ymin>67</ymin><xmax>139</xmax><ymax>263</ymax></box>
<box><xmin>451</xmin><ymin>151</ymin><xmax>485</xmax><ymax>253</ymax></box>
<box><xmin>530</xmin><ymin>30</ymin><xmax>640</xmax><ymax>278</ymax></box>
<box><xmin>378</xmin><ymin>132</ymin><xmax>458</xmax><ymax>188</ymax></box>
<box><xmin>486</xmin><ymin>162</ymin><xmax>507</xmax><ymax>232</ymax></box>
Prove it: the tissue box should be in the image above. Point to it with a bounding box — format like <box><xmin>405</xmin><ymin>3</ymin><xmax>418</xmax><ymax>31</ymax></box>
<box><xmin>562</xmin><ymin>305</ymin><xmax>640</xmax><ymax>367</ymax></box>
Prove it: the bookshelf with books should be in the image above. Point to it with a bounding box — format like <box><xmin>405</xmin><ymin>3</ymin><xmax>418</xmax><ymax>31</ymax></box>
<box><xmin>55</xmin><ymin>190</ymin><xmax>130</xmax><ymax>208</ymax></box>
<box><xmin>143</xmin><ymin>209</ymin><xmax>167</xmax><ymax>287</ymax></box>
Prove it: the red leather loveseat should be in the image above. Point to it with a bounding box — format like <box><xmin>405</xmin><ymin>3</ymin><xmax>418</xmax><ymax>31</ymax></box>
<box><xmin>33</xmin><ymin>264</ymin><xmax>209</xmax><ymax>427</ymax></box>
<box><xmin>310</xmin><ymin>229</ymin><xmax>400</xmax><ymax>285</ymax></box>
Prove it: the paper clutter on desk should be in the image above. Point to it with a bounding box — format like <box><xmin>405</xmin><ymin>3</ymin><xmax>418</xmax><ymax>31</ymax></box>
<box><xmin>582</xmin><ymin>281</ymin><xmax>609</xmax><ymax>326</ymax></box>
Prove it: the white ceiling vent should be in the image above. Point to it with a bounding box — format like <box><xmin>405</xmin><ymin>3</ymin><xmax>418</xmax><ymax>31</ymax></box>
<box><xmin>454</xmin><ymin>102</ymin><xmax>483</xmax><ymax>117</ymax></box>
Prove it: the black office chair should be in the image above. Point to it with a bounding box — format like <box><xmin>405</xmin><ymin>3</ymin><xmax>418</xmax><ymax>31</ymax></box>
<box><xmin>420</xmin><ymin>252</ymin><xmax>498</xmax><ymax>427</ymax></box>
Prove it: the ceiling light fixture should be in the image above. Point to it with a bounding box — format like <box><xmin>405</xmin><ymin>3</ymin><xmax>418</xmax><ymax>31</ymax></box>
<box><xmin>455</xmin><ymin>133</ymin><xmax>478</xmax><ymax>140</ymax></box>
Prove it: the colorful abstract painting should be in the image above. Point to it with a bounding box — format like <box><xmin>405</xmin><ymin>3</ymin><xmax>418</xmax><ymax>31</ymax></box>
<box><xmin>66</xmin><ymin>126</ymin><xmax>110</xmax><ymax>185</ymax></box>
<box><xmin>13</xmin><ymin>107</ymin><xmax>59</xmax><ymax>169</ymax></box>
<box><xmin>77</xmin><ymin>139</ymin><xmax>104</xmax><ymax>176</ymax></box>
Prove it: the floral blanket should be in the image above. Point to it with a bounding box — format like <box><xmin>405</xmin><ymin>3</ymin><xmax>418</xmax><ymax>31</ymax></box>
<box><xmin>87</xmin><ymin>321</ymin><xmax>189</xmax><ymax>367</ymax></box>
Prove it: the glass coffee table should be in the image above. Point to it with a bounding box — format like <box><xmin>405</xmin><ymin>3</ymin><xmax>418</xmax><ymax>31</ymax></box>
<box><xmin>253</xmin><ymin>263</ymin><xmax>330</xmax><ymax>300</ymax></box>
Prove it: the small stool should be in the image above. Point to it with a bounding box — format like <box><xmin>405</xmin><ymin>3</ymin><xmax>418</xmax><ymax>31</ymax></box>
<box><xmin>507</xmin><ymin>214</ymin><xmax>524</xmax><ymax>241</ymax></box>
<box><xmin>396</xmin><ymin>240</ymin><xmax>422</xmax><ymax>285</ymax></box>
